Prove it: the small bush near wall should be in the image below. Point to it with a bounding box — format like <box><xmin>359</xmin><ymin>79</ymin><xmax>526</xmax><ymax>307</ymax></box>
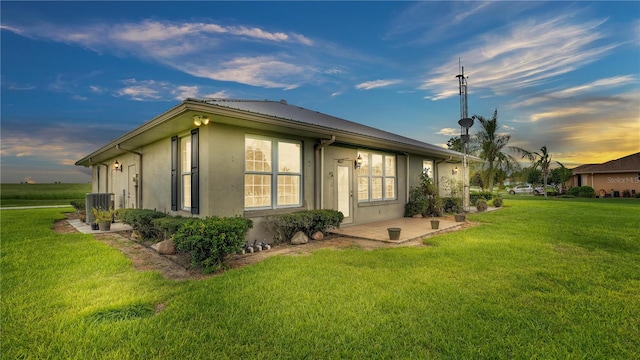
<box><xmin>173</xmin><ymin>216</ymin><xmax>253</xmax><ymax>273</ymax></box>
<box><xmin>70</xmin><ymin>200</ymin><xmax>85</xmax><ymax>211</ymax></box>
<box><xmin>263</xmin><ymin>209</ymin><xmax>344</xmax><ymax>245</ymax></box>
<box><xmin>567</xmin><ymin>186</ymin><xmax>595</xmax><ymax>198</ymax></box>
<box><xmin>470</xmin><ymin>192</ymin><xmax>493</xmax><ymax>205</ymax></box>
<box><xmin>119</xmin><ymin>209</ymin><xmax>167</xmax><ymax>239</ymax></box>
<box><xmin>152</xmin><ymin>216</ymin><xmax>191</xmax><ymax>240</ymax></box>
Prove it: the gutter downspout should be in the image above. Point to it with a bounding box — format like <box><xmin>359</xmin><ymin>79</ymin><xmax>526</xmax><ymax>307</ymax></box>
<box><xmin>402</xmin><ymin>153</ymin><xmax>410</xmax><ymax>203</ymax></box>
<box><xmin>116</xmin><ymin>144</ymin><xmax>143</xmax><ymax>209</ymax></box>
<box><xmin>314</xmin><ymin>135</ymin><xmax>336</xmax><ymax>209</ymax></box>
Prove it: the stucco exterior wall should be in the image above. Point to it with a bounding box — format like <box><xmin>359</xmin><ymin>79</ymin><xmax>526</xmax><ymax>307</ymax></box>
<box><xmin>142</xmin><ymin>138</ymin><xmax>172</xmax><ymax>213</ymax></box>
<box><xmin>572</xmin><ymin>172</ymin><xmax>640</xmax><ymax>196</ymax></box>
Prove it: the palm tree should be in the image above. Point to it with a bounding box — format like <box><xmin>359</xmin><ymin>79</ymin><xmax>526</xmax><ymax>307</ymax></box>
<box><xmin>471</xmin><ymin>109</ymin><xmax>519</xmax><ymax>192</ymax></box>
<box><xmin>511</xmin><ymin>145</ymin><xmax>554</xmax><ymax>199</ymax></box>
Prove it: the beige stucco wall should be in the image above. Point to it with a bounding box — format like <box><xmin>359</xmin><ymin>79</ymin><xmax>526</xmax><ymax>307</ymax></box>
<box><xmin>572</xmin><ymin>172</ymin><xmax>640</xmax><ymax>196</ymax></box>
<box><xmin>89</xmin><ymin>152</ymin><xmax>140</xmax><ymax>210</ymax></box>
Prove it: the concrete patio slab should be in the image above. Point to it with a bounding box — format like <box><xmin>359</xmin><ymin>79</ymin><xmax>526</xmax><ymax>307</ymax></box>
<box><xmin>328</xmin><ymin>215</ymin><xmax>467</xmax><ymax>244</ymax></box>
<box><xmin>68</xmin><ymin>219</ymin><xmax>132</xmax><ymax>234</ymax></box>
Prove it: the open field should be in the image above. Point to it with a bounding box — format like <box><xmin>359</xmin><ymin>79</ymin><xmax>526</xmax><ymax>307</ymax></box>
<box><xmin>0</xmin><ymin>183</ymin><xmax>91</xmax><ymax>207</ymax></box>
<box><xmin>1</xmin><ymin>199</ymin><xmax>639</xmax><ymax>358</ymax></box>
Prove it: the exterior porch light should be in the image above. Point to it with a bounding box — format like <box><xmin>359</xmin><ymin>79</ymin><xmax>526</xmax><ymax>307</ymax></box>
<box><xmin>355</xmin><ymin>154</ymin><xmax>363</xmax><ymax>169</ymax></box>
<box><xmin>452</xmin><ymin>166</ymin><xmax>459</xmax><ymax>175</ymax></box>
<box><xmin>193</xmin><ymin>115</ymin><xmax>210</xmax><ymax>127</ymax></box>
<box><xmin>114</xmin><ymin>161</ymin><xmax>123</xmax><ymax>172</ymax></box>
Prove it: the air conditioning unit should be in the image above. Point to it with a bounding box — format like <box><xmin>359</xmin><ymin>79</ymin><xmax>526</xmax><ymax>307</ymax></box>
<box><xmin>85</xmin><ymin>193</ymin><xmax>114</xmax><ymax>224</ymax></box>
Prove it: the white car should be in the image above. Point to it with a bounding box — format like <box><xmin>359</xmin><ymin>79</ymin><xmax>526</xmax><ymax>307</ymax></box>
<box><xmin>509</xmin><ymin>185</ymin><xmax>543</xmax><ymax>195</ymax></box>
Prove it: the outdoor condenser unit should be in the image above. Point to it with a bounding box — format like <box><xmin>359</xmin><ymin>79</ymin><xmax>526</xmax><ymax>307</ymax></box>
<box><xmin>85</xmin><ymin>193</ymin><xmax>114</xmax><ymax>224</ymax></box>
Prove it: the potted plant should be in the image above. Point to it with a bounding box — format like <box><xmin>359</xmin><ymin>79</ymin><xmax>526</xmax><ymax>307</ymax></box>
<box><xmin>92</xmin><ymin>207</ymin><xmax>115</xmax><ymax>231</ymax></box>
<box><xmin>387</xmin><ymin>227</ymin><xmax>401</xmax><ymax>240</ymax></box>
<box><xmin>454</xmin><ymin>213</ymin><xmax>466</xmax><ymax>222</ymax></box>
<box><xmin>430</xmin><ymin>216</ymin><xmax>440</xmax><ymax>229</ymax></box>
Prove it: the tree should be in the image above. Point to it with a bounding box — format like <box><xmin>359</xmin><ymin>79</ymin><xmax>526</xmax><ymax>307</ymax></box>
<box><xmin>447</xmin><ymin>137</ymin><xmax>462</xmax><ymax>152</ymax></box>
<box><xmin>549</xmin><ymin>163</ymin><xmax>572</xmax><ymax>194</ymax></box>
<box><xmin>511</xmin><ymin>145</ymin><xmax>555</xmax><ymax>199</ymax></box>
<box><xmin>471</xmin><ymin>109</ymin><xmax>519</xmax><ymax>192</ymax></box>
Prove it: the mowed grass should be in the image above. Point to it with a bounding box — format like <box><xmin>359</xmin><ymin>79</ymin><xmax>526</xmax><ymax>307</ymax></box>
<box><xmin>1</xmin><ymin>199</ymin><xmax>639</xmax><ymax>359</ymax></box>
<box><xmin>0</xmin><ymin>183</ymin><xmax>91</xmax><ymax>207</ymax></box>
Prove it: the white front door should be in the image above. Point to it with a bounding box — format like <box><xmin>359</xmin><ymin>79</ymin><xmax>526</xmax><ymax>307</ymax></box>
<box><xmin>127</xmin><ymin>165</ymin><xmax>138</xmax><ymax>209</ymax></box>
<box><xmin>336</xmin><ymin>163</ymin><xmax>353</xmax><ymax>224</ymax></box>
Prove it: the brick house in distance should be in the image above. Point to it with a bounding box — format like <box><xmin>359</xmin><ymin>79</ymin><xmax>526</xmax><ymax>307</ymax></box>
<box><xmin>570</xmin><ymin>152</ymin><xmax>640</xmax><ymax>197</ymax></box>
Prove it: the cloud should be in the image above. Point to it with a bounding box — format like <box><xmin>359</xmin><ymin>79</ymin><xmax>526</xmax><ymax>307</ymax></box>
<box><xmin>420</xmin><ymin>14</ymin><xmax>618</xmax><ymax>101</ymax></box>
<box><xmin>116</xmin><ymin>79</ymin><xmax>165</xmax><ymax>101</ymax></box>
<box><xmin>355</xmin><ymin>79</ymin><xmax>401</xmax><ymax>90</ymax></box>
<box><xmin>437</xmin><ymin>128</ymin><xmax>458</xmax><ymax>136</ymax></box>
<box><xmin>517</xmin><ymin>75</ymin><xmax>637</xmax><ymax>107</ymax></box>
<box><xmin>2</xmin><ymin>19</ymin><xmax>317</xmax><ymax>90</ymax></box>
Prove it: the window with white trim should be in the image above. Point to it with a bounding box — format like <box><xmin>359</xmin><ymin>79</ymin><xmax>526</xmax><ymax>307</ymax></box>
<box><xmin>245</xmin><ymin>136</ymin><xmax>302</xmax><ymax>209</ymax></box>
<box><xmin>357</xmin><ymin>151</ymin><xmax>396</xmax><ymax>202</ymax></box>
<box><xmin>180</xmin><ymin>135</ymin><xmax>192</xmax><ymax>209</ymax></box>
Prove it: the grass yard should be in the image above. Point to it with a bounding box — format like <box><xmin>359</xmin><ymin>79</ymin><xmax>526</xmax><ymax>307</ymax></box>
<box><xmin>0</xmin><ymin>183</ymin><xmax>91</xmax><ymax>207</ymax></box>
<box><xmin>1</xmin><ymin>199</ymin><xmax>639</xmax><ymax>359</ymax></box>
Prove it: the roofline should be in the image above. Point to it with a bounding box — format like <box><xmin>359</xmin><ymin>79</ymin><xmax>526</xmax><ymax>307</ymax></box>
<box><xmin>76</xmin><ymin>99</ymin><xmax>473</xmax><ymax>166</ymax></box>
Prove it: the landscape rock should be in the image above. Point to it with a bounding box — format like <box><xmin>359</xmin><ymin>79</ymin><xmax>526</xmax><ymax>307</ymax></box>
<box><xmin>291</xmin><ymin>231</ymin><xmax>309</xmax><ymax>245</ymax></box>
<box><xmin>131</xmin><ymin>230</ymin><xmax>142</xmax><ymax>240</ymax></box>
<box><xmin>311</xmin><ymin>231</ymin><xmax>324</xmax><ymax>241</ymax></box>
<box><xmin>156</xmin><ymin>239</ymin><xmax>176</xmax><ymax>255</ymax></box>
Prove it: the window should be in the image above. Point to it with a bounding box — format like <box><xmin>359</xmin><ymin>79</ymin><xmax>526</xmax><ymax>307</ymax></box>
<box><xmin>181</xmin><ymin>135</ymin><xmax>192</xmax><ymax>209</ymax></box>
<box><xmin>171</xmin><ymin>129</ymin><xmax>199</xmax><ymax>213</ymax></box>
<box><xmin>245</xmin><ymin>136</ymin><xmax>301</xmax><ymax>209</ymax></box>
<box><xmin>422</xmin><ymin>160</ymin><xmax>434</xmax><ymax>179</ymax></box>
<box><xmin>357</xmin><ymin>151</ymin><xmax>396</xmax><ymax>202</ymax></box>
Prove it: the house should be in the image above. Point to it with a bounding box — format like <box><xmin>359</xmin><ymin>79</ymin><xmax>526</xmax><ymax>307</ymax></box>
<box><xmin>570</xmin><ymin>152</ymin><xmax>640</xmax><ymax>197</ymax></box>
<box><xmin>75</xmin><ymin>98</ymin><xmax>468</xmax><ymax>241</ymax></box>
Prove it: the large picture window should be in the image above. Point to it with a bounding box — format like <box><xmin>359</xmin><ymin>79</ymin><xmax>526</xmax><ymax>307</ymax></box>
<box><xmin>357</xmin><ymin>151</ymin><xmax>396</xmax><ymax>202</ymax></box>
<box><xmin>245</xmin><ymin>136</ymin><xmax>301</xmax><ymax>209</ymax></box>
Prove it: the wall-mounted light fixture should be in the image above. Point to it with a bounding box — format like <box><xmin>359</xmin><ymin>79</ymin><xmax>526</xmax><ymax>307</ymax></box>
<box><xmin>355</xmin><ymin>154</ymin><xmax>363</xmax><ymax>169</ymax></box>
<box><xmin>193</xmin><ymin>115</ymin><xmax>210</xmax><ymax>127</ymax></box>
<box><xmin>452</xmin><ymin>166</ymin><xmax>459</xmax><ymax>175</ymax></box>
<box><xmin>114</xmin><ymin>161</ymin><xmax>123</xmax><ymax>172</ymax></box>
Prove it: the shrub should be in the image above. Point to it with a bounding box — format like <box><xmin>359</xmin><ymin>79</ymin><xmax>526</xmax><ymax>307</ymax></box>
<box><xmin>470</xmin><ymin>192</ymin><xmax>492</xmax><ymax>205</ymax></box>
<box><xmin>119</xmin><ymin>209</ymin><xmax>167</xmax><ymax>239</ymax></box>
<box><xmin>404</xmin><ymin>187</ymin><xmax>428</xmax><ymax>217</ymax></box>
<box><xmin>70</xmin><ymin>200</ymin><xmax>85</xmax><ymax>211</ymax></box>
<box><xmin>476</xmin><ymin>197</ymin><xmax>488</xmax><ymax>212</ymax></box>
<box><xmin>567</xmin><ymin>186</ymin><xmax>595</xmax><ymax>198</ymax></box>
<box><xmin>622</xmin><ymin>189</ymin><xmax>631</xmax><ymax>198</ymax></box>
<box><xmin>492</xmin><ymin>196</ymin><xmax>503</xmax><ymax>208</ymax></box>
<box><xmin>442</xmin><ymin>197</ymin><xmax>462</xmax><ymax>214</ymax></box>
<box><xmin>263</xmin><ymin>209</ymin><xmax>344</xmax><ymax>244</ymax></box>
<box><xmin>173</xmin><ymin>216</ymin><xmax>253</xmax><ymax>273</ymax></box>
<box><xmin>152</xmin><ymin>216</ymin><xmax>191</xmax><ymax>240</ymax></box>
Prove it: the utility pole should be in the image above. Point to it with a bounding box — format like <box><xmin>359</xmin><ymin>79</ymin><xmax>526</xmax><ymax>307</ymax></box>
<box><xmin>456</xmin><ymin>64</ymin><xmax>474</xmax><ymax>212</ymax></box>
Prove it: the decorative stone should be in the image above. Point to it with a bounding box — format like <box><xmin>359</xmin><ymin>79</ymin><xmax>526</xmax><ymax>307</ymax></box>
<box><xmin>311</xmin><ymin>231</ymin><xmax>324</xmax><ymax>241</ymax></box>
<box><xmin>291</xmin><ymin>231</ymin><xmax>309</xmax><ymax>245</ymax></box>
<box><xmin>156</xmin><ymin>240</ymin><xmax>176</xmax><ymax>255</ymax></box>
<box><xmin>131</xmin><ymin>230</ymin><xmax>142</xmax><ymax>240</ymax></box>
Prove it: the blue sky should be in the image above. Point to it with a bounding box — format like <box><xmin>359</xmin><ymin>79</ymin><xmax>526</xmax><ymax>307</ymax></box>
<box><xmin>1</xmin><ymin>1</ymin><xmax>639</xmax><ymax>183</ymax></box>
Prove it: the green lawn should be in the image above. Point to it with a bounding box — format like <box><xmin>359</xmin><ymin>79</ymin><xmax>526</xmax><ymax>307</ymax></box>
<box><xmin>2</xmin><ymin>199</ymin><xmax>639</xmax><ymax>359</ymax></box>
<box><xmin>1</xmin><ymin>183</ymin><xmax>91</xmax><ymax>207</ymax></box>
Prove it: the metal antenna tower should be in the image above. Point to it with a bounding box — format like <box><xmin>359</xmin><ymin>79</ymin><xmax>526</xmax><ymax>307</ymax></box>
<box><xmin>456</xmin><ymin>62</ymin><xmax>473</xmax><ymax>212</ymax></box>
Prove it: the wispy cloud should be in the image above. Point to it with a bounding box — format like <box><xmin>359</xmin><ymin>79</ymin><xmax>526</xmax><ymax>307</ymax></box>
<box><xmin>2</xmin><ymin>19</ymin><xmax>317</xmax><ymax>90</ymax></box>
<box><xmin>421</xmin><ymin>14</ymin><xmax>618</xmax><ymax>101</ymax></box>
<box><xmin>355</xmin><ymin>79</ymin><xmax>401</xmax><ymax>90</ymax></box>
<box><xmin>437</xmin><ymin>128</ymin><xmax>458</xmax><ymax>136</ymax></box>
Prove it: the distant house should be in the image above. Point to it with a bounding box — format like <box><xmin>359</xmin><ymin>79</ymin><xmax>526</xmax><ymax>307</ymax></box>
<box><xmin>570</xmin><ymin>152</ymin><xmax>640</xmax><ymax>197</ymax></box>
<box><xmin>75</xmin><ymin>98</ymin><xmax>468</xmax><ymax>241</ymax></box>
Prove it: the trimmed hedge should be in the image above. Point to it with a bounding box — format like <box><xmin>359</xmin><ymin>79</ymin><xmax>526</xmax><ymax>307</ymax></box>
<box><xmin>152</xmin><ymin>216</ymin><xmax>192</xmax><ymax>240</ymax></box>
<box><xmin>470</xmin><ymin>192</ymin><xmax>492</xmax><ymax>205</ymax></box>
<box><xmin>118</xmin><ymin>209</ymin><xmax>167</xmax><ymax>239</ymax></box>
<box><xmin>173</xmin><ymin>216</ymin><xmax>253</xmax><ymax>273</ymax></box>
<box><xmin>263</xmin><ymin>209</ymin><xmax>344</xmax><ymax>245</ymax></box>
<box><xmin>567</xmin><ymin>186</ymin><xmax>595</xmax><ymax>198</ymax></box>
<box><xmin>70</xmin><ymin>200</ymin><xmax>85</xmax><ymax>211</ymax></box>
